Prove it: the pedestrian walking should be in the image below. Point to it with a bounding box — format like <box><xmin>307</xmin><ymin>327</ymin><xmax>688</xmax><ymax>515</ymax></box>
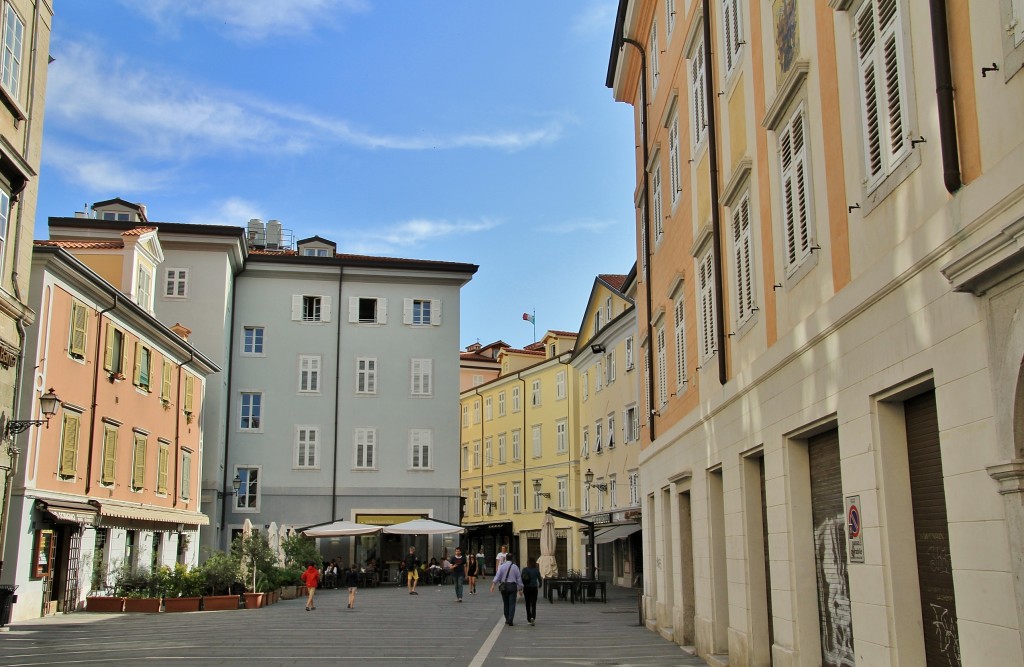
<box><xmin>301</xmin><ymin>562</ymin><xmax>320</xmax><ymax>611</ymax></box>
<box><xmin>406</xmin><ymin>546</ymin><xmax>422</xmax><ymax>595</ymax></box>
<box><xmin>489</xmin><ymin>552</ymin><xmax>523</xmax><ymax>626</ymax></box>
<box><xmin>450</xmin><ymin>547</ymin><xmax>467</xmax><ymax>602</ymax></box>
<box><xmin>466</xmin><ymin>553</ymin><xmax>480</xmax><ymax>594</ymax></box>
<box><xmin>475</xmin><ymin>547</ymin><xmax>486</xmax><ymax>577</ymax></box>
<box><xmin>495</xmin><ymin>544</ymin><xmax>508</xmax><ymax>573</ymax></box>
<box><xmin>521</xmin><ymin>557</ymin><xmax>542</xmax><ymax>625</ymax></box>
<box><xmin>345</xmin><ymin>566</ymin><xmax>358</xmax><ymax>609</ymax></box>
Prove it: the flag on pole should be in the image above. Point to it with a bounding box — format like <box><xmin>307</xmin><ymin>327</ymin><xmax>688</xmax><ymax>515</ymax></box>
<box><xmin>522</xmin><ymin>312</ymin><xmax>535</xmax><ymax>323</ymax></box>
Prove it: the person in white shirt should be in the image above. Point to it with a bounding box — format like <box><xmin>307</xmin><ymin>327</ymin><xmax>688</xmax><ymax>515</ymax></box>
<box><xmin>495</xmin><ymin>544</ymin><xmax>508</xmax><ymax>573</ymax></box>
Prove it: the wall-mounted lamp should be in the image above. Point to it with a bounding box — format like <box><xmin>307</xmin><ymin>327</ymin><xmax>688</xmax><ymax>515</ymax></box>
<box><xmin>532</xmin><ymin>478</ymin><xmax>551</xmax><ymax>499</ymax></box>
<box><xmin>217</xmin><ymin>474</ymin><xmax>243</xmax><ymax>499</ymax></box>
<box><xmin>481</xmin><ymin>490</ymin><xmax>498</xmax><ymax>513</ymax></box>
<box><xmin>584</xmin><ymin>468</ymin><xmax>608</xmax><ymax>492</ymax></box>
<box><xmin>590</xmin><ymin>343</ymin><xmax>606</xmax><ymax>354</ymax></box>
<box><xmin>5</xmin><ymin>388</ymin><xmax>62</xmax><ymax>438</ymax></box>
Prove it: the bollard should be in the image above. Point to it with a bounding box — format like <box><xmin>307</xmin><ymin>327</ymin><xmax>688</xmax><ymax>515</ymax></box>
<box><xmin>637</xmin><ymin>590</ymin><xmax>645</xmax><ymax>627</ymax></box>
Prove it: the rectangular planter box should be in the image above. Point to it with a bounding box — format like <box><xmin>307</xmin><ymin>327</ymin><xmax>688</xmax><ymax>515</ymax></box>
<box><xmin>243</xmin><ymin>592</ymin><xmax>265</xmax><ymax>609</ymax></box>
<box><xmin>279</xmin><ymin>586</ymin><xmax>301</xmax><ymax>600</ymax></box>
<box><xmin>163</xmin><ymin>597</ymin><xmax>202</xmax><ymax>612</ymax></box>
<box><xmin>202</xmin><ymin>594</ymin><xmax>240</xmax><ymax>611</ymax></box>
<box><xmin>123</xmin><ymin>597</ymin><xmax>162</xmax><ymax>613</ymax></box>
<box><xmin>85</xmin><ymin>596</ymin><xmax>124</xmax><ymax>613</ymax></box>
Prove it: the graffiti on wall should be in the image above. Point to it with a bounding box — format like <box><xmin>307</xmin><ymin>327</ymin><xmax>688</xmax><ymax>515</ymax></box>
<box><xmin>814</xmin><ymin>515</ymin><xmax>856</xmax><ymax>667</ymax></box>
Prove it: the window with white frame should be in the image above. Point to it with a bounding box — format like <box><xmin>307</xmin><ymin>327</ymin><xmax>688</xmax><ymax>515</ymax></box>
<box><xmin>669</xmin><ymin>112</ymin><xmax>681</xmax><ymax>206</ymax></box>
<box><xmin>595</xmin><ymin>420</ymin><xmax>603</xmax><ymax>454</ymax></box>
<box><xmin>236</xmin><ymin>467</ymin><xmax>260</xmax><ymax>510</ymax></box>
<box><xmin>583</xmin><ymin>484</ymin><xmax>591</xmax><ymax>513</ymax></box>
<box><xmin>594</xmin><ymin>310</ymin><xmax>602</xmax><ymax>335</ymax></box>
<box><xmin>473</xmin><ymin>400</ymin><xmax>480</xmax><ymax>423</ymax></box>
<box><xmin>462</xmin><ymin>444</ymin><xmax>469</xmax><ymax>470</ymax></box>
<box><xmin>498</xmin><ymin>484</ymin><xmax>507</xmax><ymax>513</ymax></box>
<box><xmin>625</xmin><ymin>336</ymin><xmax>635</xmax><ymax>370</ymax></box>
<box><xmin>136</xmin><ymin>264</ymin><xmax>153</xmax><ymax>311</ymax></box>
<box><xmin>582</xmin><ymin>371</ymin><xmax>589</xmax><ymax>401</ymax></box>
<box><xmin>347</xmin><ymin>296</ymin><xmax>383</xmax><ymax>324</ymax></box>
<box><xmin>556</xmin><ymin>419</ymin><xmax>567</xmax><ymax>454</ymax></box>
<box><xmin>533</xmin><ymin>483</ymin><xmax>544</xmax><ymax>511</ymax></box>
<box><xmin>722</xmin><ymin>0</ymin><xmax>743</xmax><ymax>75</ymax></box>
<box><xmin>131</xmin><ymin>432</ymin><xmax>146</xmax><ymax>491</ymax></box>
<box><xmin>649</xmin><ymin>19</ymin><xmax>660</xmax><ymax>94</ymax></box>
<box><xmin>180</xmin><ymin>449</ymin><xmax>192</xmax><ymax>500</ymax></box>
<box><xmin>410</xmin><ymin>429</ymin><xmax>432</xmax><ymax>469</ymax></box>
<box><xmin>498</xmin><ymin>433</ymin><xmax>507</xmax><ymax>463</ymax></box>
<box><xmin>674</xmin><ymin>296</ymin><xmax>688</xmax><ymax>390</ymax></box>
<box><xmin>239</xmin><ymin>392</ymin><xmax>262</xmax><ymax>430</ymax></box>
<box><xmin>595</xmin><ymin>360</ymin><xmax>603</xmax><ymax>392</ymax></box>
<box><xmin>629</xmin><ymin>470</ymin><xmax>640</xmax><ymax>505</ymax></box>
<box><xmin>1012</xmin><ymin>0</ymin><xmax>1024</xmax><ymax>48</ymax></box>
<box><xmin>732</xmin><ymin>193</ymin><xmax>756</xmax><ymax>325</ymax></box>
<box><xmin>779</xmin><ymin>105</ymin><xmax>814</xmax><ymax>272</ymax></box>
<box><xmin>0</xmin><ymin>189</ymin><xmax>8</xmax><ymax>274</ymax></box>
<box><xmin>462</xmin><ymin>405</ymin><xmax>469</xmax><ymax>428</ymax></box>
<box><xmin>607</xmin><ymin>413</ymin><xmax>616</xmax><ymax>449</ymax></box>
<box><xmin>164</xmin><ymin>268</ymin><xmax>189</xmax><ymax>298</ymax></box>
<box><xmin>404</xmin><ymin>298</ymin><xmax>441</xmax><ymax>325</ymax></box>
<box><xmin>555</xmin><ymin>371</ymin><xmax>566</xmax><ymax>400</ymax></box>
<box><xmin>856</xmin><ymin>0</ymin><xmax>909</xmax><ymax>190</ymax></box>
<box><xmin>653</xmin><ymin>164</ymin><xmax>664</xmax><ymax>245</ymax></box>
<box><xmin>581</xmin><ymin>426</ymin><xmax>590</xmax><ymax>458</ymax></box>
<box><xmin>512</xmin><ymin>386</ymin><xmax>521</xmax><ymax>412</ymax></box>
<box><xmin>657</xmin><ymin>326</ymin><xmax>668</xmax><ymax>407</ymax></box>
<box><xmin>625</xmin><ymin>405</ymin><xmax>639</xmax><ymax>443</ymax></box>
<box><xmin>354</xmin><ymin>428</ymin><xmax>376</xmax><ymax>469</ymax></box>
<box><xmin>473</xmin><ymin>488</ymin><xmax>481</xmax><ymax>516</ymax></box>
<box><xmin>410</xmin><ymin>358</ymin><xmax>432</xmax><ymax>396</ymax></box>
<box><xmin>531</xmin><ymin>424</ymin><xmax>542</xmax><ymax>458</ymax></box>
<box><xmin>295</xmin><ymin>426</ymin><xmax>319</xmax><ymax>469</ymax></box>
<box><xmin>513</xmin><ymin>481</ymin><xmax>522</xmax><ymax>513</ymax></box>
<box><xmin>606</xmin><ymin>296</ymin><xmax>613</xmax><ymax>321</ymax></box>
<box><xmin>294</xmin><ymin>294</ymin><xmax>333</xmax><ymax>322</ymax></box>
<box><xmin>472</xmin><ymin>440</ymin><xmax>481</xmax><ymax>468</ymax></box>
<box><xmin>605</xmin><ymin>351</ymin><xmax>616</xmax><ymax>385</ymax></box>
<box><xmin>640</xmin><ymin>205</ymin><xmax>648</xmax><ymax>274</ymax></box>
<box><xmin>484</xmin><ymin>396</ymin><xmax>493</xmax><ymax>420</ymax></box>
<box><xmin>299</xmin><ymin>355</ymin><xmax>321</xmax><ymax>393</ymax></box>
<box><xmin>1</xmin><ymin>3</ymin><xmax>23</xmax><ymax>99</ymax></box>
<box><xmin>609</xmin><ymin>474</ymin><xmax>618</xmax><ymax>508</ymax></box>
<box><xmin>356</xmin><ymin>358</ymin><xmax>377</xmax><ymax>394</ymax></box>
<box><xmin>690</xmin><ymin>37</ymin><xmax>708</xmax><ymax>148</ymax></box>
<box><xmin>698</xmin><ymin>249</ymin><xmax>718</xmax><ymax>361</ymax></box>
<box><xmin>557</xmin><ymin>476</ymin><xmax>568</xmax><ymax>510</ymax></box>
<box><xmin>498</xmin><ymin>391</ymin><xmax>506</xmax><ymax>416</ymax></box>
<box><xmin>666</xmin><ymin>0</ymin><xmax>676</xmax><ymax>35</ymax></box>
<box><xmin>484</xmin><ymin>436</ymin><xmax>493</xmax><ymax>466</ymax></box>
<box><xmin>242</xmin><ymin>326</ymin><xmax>264</xmax><ymax>355</ymax></box>
<box><xmin>511</xmin><ymin>430</ymin><xmax>521</xmax><ymax>461</ymax></box>
<box><xmin>597</xmin><ymin>479</ymin><xmax>605</xmax><ymax>511</ymax></box>
<box><xmin>531</xmin><ymin>380</ymin><xmax>541</xmax><ymax>406</ymax></box>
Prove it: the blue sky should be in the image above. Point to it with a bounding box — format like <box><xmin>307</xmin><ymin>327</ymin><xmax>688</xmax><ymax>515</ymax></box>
<box><xmin>36</xmin><ymin>1</ymin><xmax>638</xmax><ymax>350</ymax></box>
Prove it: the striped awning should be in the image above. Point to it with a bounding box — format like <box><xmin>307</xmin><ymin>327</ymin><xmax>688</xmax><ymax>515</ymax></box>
<box><xmin>34</xmin><ymin>499</ymin><xmax>98</xmax><ymax>526</ymax></box>
<box><xmin>95</xmin><ymin>500</ymin><xmax>209</xmax><ymax>527</ymax></box>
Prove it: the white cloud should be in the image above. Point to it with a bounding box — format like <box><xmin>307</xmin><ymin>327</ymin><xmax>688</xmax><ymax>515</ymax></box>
<box><xmin>183</xmin><ymin>197</ymin><xmax>266</xmax><ymax>227</ymax></box>
<box><xmin>549</xmin><ymin>218</ymin><xmax>620</xmax><ymax>234</ymax></box>
<box><xmin>570</xmin><ymin>1</ymin><xmax>618</xmax><ymax>37</ymax></box>
<box><xmin>340</xmin><ymin>217</ymin><xmax>500</xmax><ymax>254</ymax></box>
<box><xmin>120</xmin><ymin>0</ymin><xmax>369</xmax><ymax>41</ymax></box>
<box><xmin>42</xmin><ymin>141</ymin><xmax>174</xmax><ymax>193</ymax></box>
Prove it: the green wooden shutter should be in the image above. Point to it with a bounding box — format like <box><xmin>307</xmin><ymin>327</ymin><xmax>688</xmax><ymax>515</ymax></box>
<box><xmin>132</xmin><ymin>343</ymin><xmax>142</xmax><ymax>385</ymax></box>
<box><xmin>157</xmin><ymin>443</ymin><xmax>169</xmax><ymax>494</ymax></box>
<box><xmin>132</xmin><ymin>435</ymin><xmax>146</xmax><ymax>490</ymax></box>
<box><xmin>101</xmin><ymin>427</ymin><xmax>117</xmax><ymax>485</ymax></box>
<box><xmin>59</xmin><ymin>414</ymin><xmax>80</xmax><ymax>477</ymax></box>
<box><xmin>180</xmin><ymin>451</ymin><xmax>191</xmax><ymax>500</ymax></box>
<box><xmin>184</xmin><ymin>375</ymin><xmax>195</xmax><ymax>414</ymax></box>
<box><xmin>69</xmin><ymin>302</ymin><xmax>88</xmax><ymax>358</ymax></box>
<box><xmin>103</xmin><ymin>324</ymin><xmax>114</xmax><ymax>371</ymax></box>
<box><xmin>161</xmin><ymin>361</ymin><xmax>172</xmax><ymax>402</ymax></box>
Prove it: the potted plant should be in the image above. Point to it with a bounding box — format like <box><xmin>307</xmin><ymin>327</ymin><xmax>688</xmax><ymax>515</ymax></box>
<box><xmin>277</xmin><ymin>565</ymin><xmax>305</xmax><ymax>599</ymax></box>
<box><xmin>232</xmin><ymin>531</ymin><xmax>277</xmax><ymax>609</ymax></box>
<box><xmin>115</xmin><ymin>566</ymin><xmax>161</xmax><ymax>613</ymax></box>
<box><xmin>85</xmin><ymin>593</ymin><xmax>124</xmax><ymax>612</ymax></box>
<box><xmin>279</xmin><ymin>534</ymin><xmax>321</xmax><ymax>599</ymax></box>
<box><xmin>162</xmin><ymin>564</ymin><xmax>204</xmax><ymax>612</ymax></box>
<box><xmin>199</xmin><ymin>551</ymin><xmax>242</xmax><ymax>611</ymax></box>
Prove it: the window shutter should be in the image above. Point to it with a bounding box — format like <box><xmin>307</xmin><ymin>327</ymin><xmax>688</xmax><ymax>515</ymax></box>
<box><xmin>132</xmin><ymin>343</ymin><xmax>143</xmax><ymax>385</ymax></box>
<box><xmin>291</xmin><ymin>295</ymin><xmax>303</xmax><ymax>321</ymax></box>
<box><xmin>349</xmin><ymin>296</ymin><xmax>359</xmax><ymax>323</ymax></box>
<box><xmin>184</xmin><ymin>375</ymin><xmax>195</xmax><ymax>414</ymax></box>
<box><xmin>158</xmin><ymin>444</ymin><xmax>169</xmax><ymax>494</ymax></box>
<box><xmin>403</xmin><ymin>298</ymin><xmax>413</xmax><ymax>324</ymax></box>
<box><xmin>161</xmin><ymin>361</ymin><xmax>172</xmax><ymax>401</ymax></box>
<box><xmin>60</xmin><ymin>415</ymin><xmax>79</xmax><ymax>477</ymax></box>
<box><xmin>103</xmin><ymin>324</ymin><xmax>115</xmax><ymax>371</ymax></box>
<box><xmin>320</xmin><ymin>295</ymin><xmax>332</xmax><ymax>322</ymax></box>
<box><xmin>733</xmin><ymin>195</ymin><xmax>754</xmax><ymax>322</ymax></box>
<box><xmin>101</xmin><ymin>428</ymin><xmax>117</xmax><ymax>484</ymax></box>
<box><xmin>779</xmin><ymin>108</ymin><xmax>810</xmax><ymax>268</ymax></box>
<box><xmin>70</xmin><ymin>302</ymin><xmax>88</xmax><ymax>357</ymax></box>
<box><xmin>377</xmin><ymin>298</ymin><xmax>387</xmax><ymax>324</ymax></box>
<box><xmin>857</xmin><ymin>1</ymin><xmax>883</xmax><ymax>181</ymax></box>
<box><xmin>699</xmin><ymin>252</ymin><xmax>716</xmax><ymax>359</ymax></box>
<box><xmin>669</xmin><ymin>117</ymin><xmax>680</xmax><ymax>203</ymax></box>
<box><xmin>431</xmin><ymin>300</ymin><xmax>442</xmax><ymax>325</ymax></box>
<box><xmin>691</xmin><ymin>42</ymin><xmax>706</xmax><ymax>144</ymax></box>
<box><xmin>674</xmin><ymin>297</ymin><xmax>687</xmax><ymax>388</ymax></box>
<box><xmin>879</xmin><ymin>0</ymin><xmax>906</xmax><ymax>165</ymax></box>
<box><xmin>724</xmin><ymin>0</ymin><xmax>735</xmax><ymax>72</ymax></box>
<box><xmin>181</xmin><ymin>453</ymin><xmax>191</xmax><ymax>499</ymax></box>
<box><xmin>133</xmin><ymin>436</ymin><xmax>146</xmax><ymax>489</ymax></box>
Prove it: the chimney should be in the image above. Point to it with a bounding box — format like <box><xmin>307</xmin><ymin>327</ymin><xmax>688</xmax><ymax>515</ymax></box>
<box><xmin>171</xmin><ymin>323</ymin><xmax>192</xmax><ymax>342</ymax></box>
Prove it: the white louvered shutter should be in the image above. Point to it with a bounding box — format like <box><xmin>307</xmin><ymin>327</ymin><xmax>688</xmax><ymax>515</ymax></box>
<box><xmin>292</xmin><ymin>295</ymin><xmax>303</xmax><ymax>321</ymax></box>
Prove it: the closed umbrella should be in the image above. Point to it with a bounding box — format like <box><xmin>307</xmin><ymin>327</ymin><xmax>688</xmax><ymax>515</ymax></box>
<box><xmin>382</xmin><ymin>518</ymin><xmax>465</xmax><ymax>535</ymax></box>
<box><xmin>538</xmin><ymin>512</ymin><xmax>558</xmax><ymax>578</ymax></box>
<box><xmin>240</xmin><ymin>518</ymin><xmax>253</xmax><ymax>589</ymax></box>
<box><xmin>278</xmin><ymin>524</ymin><xmax>289</xmax><ymax>565</ymax></box>
<box><xmin>267</xmin><ymin>521</ymin><xmax>280</xmax><ymax>565</ymax></box>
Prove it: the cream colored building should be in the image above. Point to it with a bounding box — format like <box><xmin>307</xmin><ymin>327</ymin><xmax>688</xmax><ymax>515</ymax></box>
<box><xmin>0</xmin><ymin>0</ymin><xmax>51</xmax><ymax>588</ymax></box>
<box><xmin>608</xmin><ymin>0</ymin><xmax>1024</xmax><ymax>665</ymax></box>
<box><xmin>460</xmin><ymin>331</ymin><xmax>587</xmax><ymax>574</ymax></box>
<box><xmin>569</xmin><ymin>270</ymin><xmax>643</xmax><ymax>588</ymax></box>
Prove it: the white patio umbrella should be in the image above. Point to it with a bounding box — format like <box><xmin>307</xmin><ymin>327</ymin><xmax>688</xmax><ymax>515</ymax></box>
<box><xmin>302</xmin><ymin>520</ymin><xmax>384</xmax><ymax>538</ymax></box>
<box><xmin>277</xmin><ymin>524</ymin><xmax>289</xmax><ymax>565</ymax></box>
<box><xmin>538</xmin><ymin>512</ymin><xmax>558</xmax><ymax>578</ymax></box>
<box><xmin>382</xmin><ymin>518</ymin><xmax>465</xmax><ymax>535</ymax></box>
<box><xmin>267</xmin><ymin>521</ymin><xmax>280</xmax><ymax>565</ymax></box>
<box><xmin>240</xmin><ymin>518</ymin><xmax>253</xmax><ymax>588</ymax></box>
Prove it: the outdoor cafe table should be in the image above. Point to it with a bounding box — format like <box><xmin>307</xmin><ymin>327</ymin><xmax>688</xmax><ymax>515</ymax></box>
<box><xmin>544</xmin><ymin>578</ymin><xmax>578</xmax><ymax>603</ymax></box>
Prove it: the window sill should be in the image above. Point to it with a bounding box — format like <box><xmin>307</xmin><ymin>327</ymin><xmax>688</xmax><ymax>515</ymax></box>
<box><xmin>0</xmin><ymin>83</ymin><xmax>26</xmax><ymax>125</ymax></box>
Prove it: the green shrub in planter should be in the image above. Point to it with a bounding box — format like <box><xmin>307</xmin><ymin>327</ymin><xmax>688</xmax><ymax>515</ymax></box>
<box><xmin>200</xmin><ymin>551</ymin><xmax>241</xmax><ymax>596</ymax></box>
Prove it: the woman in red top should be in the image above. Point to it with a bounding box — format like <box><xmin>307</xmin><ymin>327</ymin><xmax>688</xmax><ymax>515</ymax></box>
<box><xmin>302</xmin><ymin>562</ymin><xmax>320</xmax><ymax>611</ymax></box>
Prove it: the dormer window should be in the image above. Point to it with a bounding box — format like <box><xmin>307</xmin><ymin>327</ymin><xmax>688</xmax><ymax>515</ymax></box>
<box><xmin>302</xmin><ymin>248</ymin><xmax>330</xmax><ymax>257</ymax></box>
<box><xmin>102</xmin><ymin>212</ymin><xmax>131</xmax><ymax>222</ymax></box>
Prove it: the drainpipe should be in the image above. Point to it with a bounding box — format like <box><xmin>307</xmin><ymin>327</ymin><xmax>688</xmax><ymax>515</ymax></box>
<box><xmin>85</xmin><ymin>296</ymin><xmax>118</xmax><ymax>494</ymax></box>
<box><xmin>621</xmin><ymin>36</ymin><xmax>658</xmax><ymax>441</ymax></box>
<box><xmin>331</xmin><ymin>266</ymin><xmax>343</xmax><ymax>521</ymax></box>
<box><xmin>556</xmin><ymin>354</ymin><xmax>574</xmax><ymax>505</ymax></box>
<box><xmin>220</xmin><ymin>278</ymin><xmax>240</xmax><ymax>548</ymax></box>
<box><xmin>928</xmin><ymin>0</ymin><xmax>961</xmax><ymax>193</ymax></box>
<box><xmin>702</xmin><ymin>0</ymin><xmax>728</xmax><ymax>385</ymax></box>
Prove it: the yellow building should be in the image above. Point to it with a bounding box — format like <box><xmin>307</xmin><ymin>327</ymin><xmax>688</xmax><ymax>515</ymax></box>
<box><xmin>460</xmin><ymin>331</ymin><xmax>585</xmax><ymax>575</ymax></box>
<box><xmin>569</xmin><ymin>270</ymin><xmax>642</xmax><ymax>588</ymax></box>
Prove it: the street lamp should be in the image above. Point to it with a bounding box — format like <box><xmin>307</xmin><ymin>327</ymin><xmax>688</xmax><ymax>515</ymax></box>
<box><xmin>532</xmin><ymin>478</ymin><xmax>551</xmax><ymax>499</ymax></box>
<box><xmin>584</xmin><ymin>468</ymin><xmax>607</xmax><ymax>492</ymax></box>
<box><xmin>217</xmin><ymin>474</ymin><xmax>242</xmax><ymax>499</ymax></box>
<box><xmin>481</xmin><ymin>490</ymin><xmax>497</xmax><ymax>514</ymax></box>
<box><xmin>4</xmin><ymin>389</ymin><xmax>62</xmax><ymax>438</ymax></box>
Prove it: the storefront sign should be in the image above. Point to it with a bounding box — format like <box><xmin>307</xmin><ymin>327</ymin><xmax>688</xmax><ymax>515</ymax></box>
<box><xmin>592</xmin><ymin>513</ymin><xmax>612</xmax><ymax>525</ymax></box>
<box><xmin>846</xmin><ymin>495</ymin><xmax>864</xmax><ymax>563</ymax></box>
<box><xmin>355</xmin><ymin>514</ymin><xmax>424</xmax><ymax>525</ymax></box>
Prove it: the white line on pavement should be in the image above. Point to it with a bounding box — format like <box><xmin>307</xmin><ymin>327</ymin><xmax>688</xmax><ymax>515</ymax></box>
<box><xmin>468</xmin><ymin>616</ymin><xmax>507</xmax><ymax>667</ymax></box>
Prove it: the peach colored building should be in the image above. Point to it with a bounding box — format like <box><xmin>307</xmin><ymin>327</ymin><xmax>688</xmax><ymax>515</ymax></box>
<box><xmin>459</xmin><ymin>340</ymin><xmax>508</xmax><ymax>391</ymax></box>
<box><xmin>1</xmin><ymin>241</ymin><xmax>217</xmax><ymax>621</ymax></box>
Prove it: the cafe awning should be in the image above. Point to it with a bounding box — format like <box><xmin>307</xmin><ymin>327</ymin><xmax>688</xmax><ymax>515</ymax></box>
<box><xmin>593</xmin><ymin>523</ymin><xmax>641</xmax><ymax>544</ymax></box>
<box><xmin>95</xmin><ymin>499</ymin><xmax>209</xmax><ymax>527</ymax></box>
<box><xmin>34</xmin><ymin>498</ymin><xmax>98</xmax><ymax>526</ymax></box>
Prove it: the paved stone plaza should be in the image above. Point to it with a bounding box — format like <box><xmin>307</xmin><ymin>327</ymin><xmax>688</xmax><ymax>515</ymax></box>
<box><xmin>0</xmin><ymin>584</ymin><xmax>707</xmax><ymax>666</ymax></box>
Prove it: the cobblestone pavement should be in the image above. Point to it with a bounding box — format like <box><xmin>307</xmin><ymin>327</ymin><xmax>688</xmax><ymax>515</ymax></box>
<box><xmin>0</xmin><ymin>583</ymin><xmax>708</xmax><ymax>666</ymax></box>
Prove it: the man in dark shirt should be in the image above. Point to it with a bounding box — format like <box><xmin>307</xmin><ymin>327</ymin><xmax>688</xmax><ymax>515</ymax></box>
<box><xmin>450</xmin><ymin>547</ymin><xmax>467</xmax><ymax>602</ymax></box>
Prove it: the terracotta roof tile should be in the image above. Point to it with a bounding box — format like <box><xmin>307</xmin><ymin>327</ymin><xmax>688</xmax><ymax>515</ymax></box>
<box><xmin>35</xmin><ymin>240</ymin><xmax>124</xmax><ymax>250</ymax></box>
<box><xmin>504</xmin><ymin>348</ymin><xmax>545</xmax><ymax>356</ymax></box>
<box><xmin>599</xmin><ymin>274</ymin><xmax>627</xmax><ymax>292</ymax></box>
<box><xmin>547</xmin><ymin>330</ymin><xmax>578</xmax><ymax>338</ymax></box>
<box><xmin>121</xmin><ymin>226</ymin><xmax>158</xmax><ymax>237</ymax></box>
